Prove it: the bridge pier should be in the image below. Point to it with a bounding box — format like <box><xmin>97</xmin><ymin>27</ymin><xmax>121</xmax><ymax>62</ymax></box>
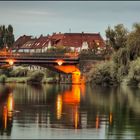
<box><xmin>59</xmin><ymin>73</ymin><xmax>72</xmax><ymax>84</ymax></box>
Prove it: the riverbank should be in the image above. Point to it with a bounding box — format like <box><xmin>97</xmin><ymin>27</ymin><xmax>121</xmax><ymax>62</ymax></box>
<box><xmin>0</xmin><ymin>77</ymin><xmax>57</xmax><ymax>84</ymax></box>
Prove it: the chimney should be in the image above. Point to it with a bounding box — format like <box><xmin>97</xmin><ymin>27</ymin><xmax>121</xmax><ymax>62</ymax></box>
<box><xmin>40</xmin><ymin>34</ymin><xmax>43</xmax><ymax>38</ymax></box>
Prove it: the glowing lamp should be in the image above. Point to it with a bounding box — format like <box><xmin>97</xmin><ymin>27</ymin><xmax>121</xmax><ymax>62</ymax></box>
<box><xmin>8</xmin><ymin>59</ymin><xmax>14</xmax><ymax>66</ymax></box>
<box><xmin>56</xmin><ymin>59</ymin><xmax>64</xmax><ymax>66</ymax></box>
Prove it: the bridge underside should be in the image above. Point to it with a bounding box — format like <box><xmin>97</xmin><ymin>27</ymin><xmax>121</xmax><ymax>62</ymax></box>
<box><xmin>0</xmin><ymin>63</ymin><xmax>84</xmax><ymax>84</ymax></box>
<box><xmin>37</xmin><ymin>64</ymin><xmax>84</xmax><ymax>84</ymax></box>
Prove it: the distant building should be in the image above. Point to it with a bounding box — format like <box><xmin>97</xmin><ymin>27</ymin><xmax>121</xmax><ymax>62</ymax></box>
<box><xmin>13</xmin><ymin>32</ymin><xmax>105</xmax><ymax>53</ymax></box>
<box><xmin>13</xmin><ymin>35</ymin><xmax>33</xmax><ymax>52</ymax></box>
<box><xmin>31</xmin><ymin>35</ymin><xmax>50</xmax><ymax>53</ymax></box>
<box><xmin>17</xmin><ymin>39</ymin><xmax>36</xmax><ymax>53</ymax></box>
<box><xmin>49</xmin><ymin>32</ymin><xmax>105</xmax><ymax>53</ymax></box>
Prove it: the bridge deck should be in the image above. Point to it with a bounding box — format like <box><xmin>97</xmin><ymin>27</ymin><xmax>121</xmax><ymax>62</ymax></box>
<box><xmin>0</xmin><ymin>53</ymin><xmax>79</xmax><ymax>65</ymax></box>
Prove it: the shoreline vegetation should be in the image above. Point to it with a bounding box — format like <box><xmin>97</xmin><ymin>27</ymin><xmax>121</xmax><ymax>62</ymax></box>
<box><xmin>0</xmin><ymin>67</ymin><xmax>59</xmax><ymax>84</ymax></box>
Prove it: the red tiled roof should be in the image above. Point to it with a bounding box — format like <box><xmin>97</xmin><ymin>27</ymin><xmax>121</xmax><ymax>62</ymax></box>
<box><xmin>13</xmin><ymin>32</ymin><xmax>105</xmax><ymax>50</ymax></box>
<box><xmin>50</xmin><ymin>33</ymin><xmax>105</xmax><ymax>48</ymax></box>
<box><xmin>21</xmin><ymin>39</ymin><xmax>36</xmax><ymax>49</ymax></box>
<box><xmin>50</xmin><ymin>33</ymin><xmax>64</xmax><ymax>46</ymax></box>
<box><xmin>31</xmin><ymin>35</ymin><xmax>49</xmax><ymax>49</ymax></box>
<box><xmin>13</xmin><ymin>35</ymin><xmax>32</xmax><ymax>49</ymax></box>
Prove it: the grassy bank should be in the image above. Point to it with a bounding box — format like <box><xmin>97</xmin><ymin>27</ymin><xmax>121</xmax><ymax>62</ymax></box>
<box><xmin>0</xmin><ymin>67</ymin><xmax>59</xmax><ymax>84</ymax></box>
<box><xmin>2</xmin><ymin>77</ymin><xmax>57</xmax><ymax>84</ymax></box>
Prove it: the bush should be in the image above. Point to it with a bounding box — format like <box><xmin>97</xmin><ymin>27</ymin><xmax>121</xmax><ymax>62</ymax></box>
<box><xmin>87</xmin><ymin>61</ymin><xmax>118</xmax><ymax>85</ymax></box>
<box><xmin>0</xmin><ymin>67</ymin><xmax>13</xmax><ymax>77</ymax></box>
<box><xmin>127</xmin><ymin>57</ymin><xmax>140</xmax><ymax>86</ymax></box>
<box><xmin>10</xmin><ymin>67</ymin><xmax>28</xmax><ymax>77</ymax></box>
<box><xmin>0</xmin><ymin>74</ymin><xmax>7</xmax><ymax>83</ymax></box>
<box><xmin>27</xmin><ymin>71</ymin><xmax>45</xmax><ymax>83</ymax></box>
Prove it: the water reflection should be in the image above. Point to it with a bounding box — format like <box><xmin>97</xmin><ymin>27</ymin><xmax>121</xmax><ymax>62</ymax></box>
<box><xmin>0</xmin><ymin>85</ymin><xmax>14</xmax><ymax>136</ymax></box>
<box><xmin>0</xmin><ymin>84</ymin><xmax>140</xmax><ymax>139</ymax></box>
<box><xmin>56</xmin><ymin>85</ymin><xmax>82</xmax><ymax>129</ymax></box>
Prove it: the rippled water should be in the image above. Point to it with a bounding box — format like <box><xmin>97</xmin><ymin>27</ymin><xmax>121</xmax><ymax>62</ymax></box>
<box><xmin>0</xmin><ymin>83</ymin><xmax>140</xmax><ymax>139</ymax></box>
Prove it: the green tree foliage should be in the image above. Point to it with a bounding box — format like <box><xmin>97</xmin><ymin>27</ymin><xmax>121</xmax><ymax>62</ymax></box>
<box><xmin>87</xmin><ymin>61</ymin><xmax>119</xmax><ymax>85</ymax></box>
<box><xmin>0</xmin><ymin>74</ymin><xmax>7</xmax><ymax>83</ymax></box>
<box><xmin>127</xmin><ymin>57</ymin><xmax>140</xmax><ymax>85</ymax></box>
<box><xmin>9</xmin><ymin>67</ymin><xmax>28</xmax><ymax>77</ymax></box>
<box><xmin>112</xmin><ymin>48</ymin><xmax>130</xmax><ymax>77</ymax></box>
<box><xmin>0</xmin><ymin>24</ymin><xmax>15</xmax><ymax>49</ymax></box>
<box><xmin>85</xmin><ymin>22</ymin><xmax>140</xmax><ymax>86</ymax></box>
<box><xmin>27</xmin><ymin>71</ymin><xmax>45</xmax><ymax>83</ymax></box>
<box><xmin>106</xmin><ymin>24</ymin><xmax>128</xmax><ymax>51</ymax></box>
<box><xmin>127</xmin><ymin>23</ymin><xmax>140</xmax><ymax>61</ymax></box>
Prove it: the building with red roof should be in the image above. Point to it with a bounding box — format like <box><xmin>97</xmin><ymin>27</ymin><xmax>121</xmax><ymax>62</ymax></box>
<box><xmin>13</xmin><ymin>35</ymin><xmax>33</xmax><ymax>52</ymax></box>
<box><xmin>51</xmin><ymin>32</ymin><xmax>105</xmax><ymax>52</ymax></box>
<box><xmin>13</xmin><ymin>32</ymin><xmax>105</xmax><ymax>53</ymax></box>
<box><xmin>31</xmin><ymin>35</ymin><xmax>50</xmax><ymax>53</ymax></box>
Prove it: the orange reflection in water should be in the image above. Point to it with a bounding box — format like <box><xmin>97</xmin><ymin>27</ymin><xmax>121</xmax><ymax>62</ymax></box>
<box><xmin>3</xmin><ymin>106</ymin><xmax>8</xmax><ymax>129</ymax></box>
<box><xmin>74</xmin><ymin>106</ymin><xmax>79</xmax><ymax>129</ymax></box>
<box><xmin>56</xmin><ymin>95</ymin><xmax>63</xmax><ymax>120</ymax></box>
<box><xmin>96</xmin><ymin>115</ymin><xmax>99</xmax><ymax>129</ymax></box>
<box><xmin>109</xmin><ymin>112</ymin><xmax>113</xmax><ymax>124</ymax></box>
<box><xmin>2</xmin><ymin>93</ymin><xmax>14</xmax><ymax>130</ymax></box>
<box><xmin>7</xmin><ymin>93</ymin><xmax>14</xmax><ymax>112</ymax></box>
<box><xmin>56</xmin><ymin>85</ymin><xmax>85</xmax><ymax>129</ymax></box>
<box><xmin>63</xmin><ymin>85</ymin><xmax>81</xmax><ymax>129</ymax></box>
<box><xmin>63</xmin><ymin>85</ymin><xmax>81</xmax><ymax>104</ymax></box>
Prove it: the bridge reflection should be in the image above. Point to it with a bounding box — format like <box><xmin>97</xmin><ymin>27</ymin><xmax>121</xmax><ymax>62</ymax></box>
<box><xmin>1</xmin><ymin>84</ymin><xmax>140</xmax><ymax>138</ymax></box>
<box><xmin>10</xmin><ymin>84</ymin><xmax>114</xmax><ymax>130</ymax></box>
<box><xmin>56</xmin><ymin>85</ymin><xmax>81</xmax><ymax>129</ymax></box>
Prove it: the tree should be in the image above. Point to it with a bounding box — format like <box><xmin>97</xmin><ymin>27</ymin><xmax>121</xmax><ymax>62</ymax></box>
<box><xmin>6</xmin><ymin>25</ymin><xmax>15</xmax><ymax>48</ymax></box>
<box><xmin>0</xmin><ymin>24</ymin><xmax>15</xmax><ymax>49</ymax></box>
<box><xmin>0</xmin><ymin>25</ymin><xmax>5</xmax><ymax>49</ymax></box>
<box><xmin>127</xmin><ymin>23</ymin><xmax>140</xmax><ymax>61</ymax></box>
<box><xmin>105</xmin><ymin>24</ymin><xmax>128</xmax><ymax>51</ymax></box>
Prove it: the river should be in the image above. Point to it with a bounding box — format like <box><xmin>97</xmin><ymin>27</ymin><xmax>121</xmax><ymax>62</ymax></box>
<box><xmin>0</xmin><ymin>83</ymin><xmax>140</xmax><ymax>139</ymax></box>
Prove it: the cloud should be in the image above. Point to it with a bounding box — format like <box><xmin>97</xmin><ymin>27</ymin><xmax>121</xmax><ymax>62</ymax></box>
<box><xmin>19</xmin><ymin>10</ymin><xmax>56</xmax><ymax>16</ymax></box>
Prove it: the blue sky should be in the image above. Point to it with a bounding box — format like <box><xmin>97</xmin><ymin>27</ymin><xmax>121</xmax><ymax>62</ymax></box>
<box><xmin>0</xmin><ymin>1</ymin><xmax>140</xmax><ymax>39</ymax></box>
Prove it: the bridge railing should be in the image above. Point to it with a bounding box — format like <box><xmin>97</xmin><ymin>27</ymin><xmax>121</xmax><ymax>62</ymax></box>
<box><xmin>0</xmin><ymin>52</ymin><xmax>79</xmax><ymax>60</ymax></box>
<box><xmin>79</xmin><ymin>51</ymin><xmax>109</xmax><ymax>60</ymax></box>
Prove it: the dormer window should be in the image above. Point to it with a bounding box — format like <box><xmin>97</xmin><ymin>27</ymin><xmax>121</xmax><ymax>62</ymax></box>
<box><xmin>36</xmin><ymin>43</ymin><xmax>40</xmax><ymax>46</ymax></box>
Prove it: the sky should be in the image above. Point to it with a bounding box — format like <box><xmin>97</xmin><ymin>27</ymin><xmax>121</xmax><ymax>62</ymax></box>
<box><xmin>0</xmin><ymin>1</ymin><xmax>140</xmax><ymax>40</ymax></box>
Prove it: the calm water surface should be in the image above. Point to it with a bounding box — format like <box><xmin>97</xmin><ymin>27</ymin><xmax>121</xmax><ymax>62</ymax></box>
<box><xmin>0</xmin><ymin>83</ymin><xmax>140</xmax><ymax>139</ymax></box>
